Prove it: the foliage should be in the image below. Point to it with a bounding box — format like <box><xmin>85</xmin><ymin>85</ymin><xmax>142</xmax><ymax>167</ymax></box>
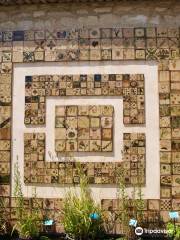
<box><xmin>12</xmin><ymin>162</ymin><xmax>42</xmax><ymax>239</ymax></box>
<box><xmin>0</xmin><ymin>197</ymin><xmax>6</xmax><ymax>234</ymax></box>
<box><xmin>167</xmin><ymin>222</ymin><xmax>180</xmax><ymax>240</ymax></box>
<box><xmin>0</xmin><ymin>197</ymin><xmax>10</xmax><ymax>234</ymax></box>
<box><xmin>115</xmin><ymin>167</ymin><xmax>145</xmax><ymax>237</ymax></box>
<box><xmin>130</xmin><ymin>183</ymin><xmax>144</xmax><ymax>223</ymax></box>
<box><xmin>116</xmin><ymin>167</ymin><xmax>129</xmax><ymax>228</ymax></box>
<box><xmin>62</xmin><ymin>163</ymin><xmax>104</xmax><ymax>240</ymax></box>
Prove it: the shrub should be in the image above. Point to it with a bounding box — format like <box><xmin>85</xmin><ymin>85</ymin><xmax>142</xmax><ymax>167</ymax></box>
<box><xmin>114</xmin><ymin>167</ymin><xmax>145</xmax><ymax>238</ymax></box>
<box><xmin>62</xmin><ymin>164</ymin><xmax>104</xmax><ymax>240</ymax></box>
<box><xmin>12</xmin><ymin>162</ymin><xmax>42</xmax><ymax>239</ymax></box>
<box><xmin>0</xmin><ymin>197</ymin><xmax>10</xmax><ymax>235</ymax></box>
<box><xmin>167</xmin><ymin>222</ymin><xmax>180</xmax><ymax>240</ymax></box>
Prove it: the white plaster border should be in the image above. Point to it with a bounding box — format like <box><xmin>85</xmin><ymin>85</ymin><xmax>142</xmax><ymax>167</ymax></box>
<box><xmin>12</xmin><ymin>61</ymin><xmax>159</xmax><ymax>202</ymax></box>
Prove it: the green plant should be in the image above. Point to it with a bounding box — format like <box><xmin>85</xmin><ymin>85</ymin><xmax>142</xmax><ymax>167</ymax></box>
<box><xmin>0</xmin><ymin>197</ymin><xmax>5</xmax><ymax>234</ymax></box>
<box><xmin>0</xmin><ymin>197</ymin><xmax>9</xmax><ymax>234</ymax></box>
<box><xmin>116</xmin><ymin>167</ymin><xmax>130</xmax><ymax>235</ymax></box>
<box><xmin>167</xmin><ymin>222</ymin><xmax>180</xmax><ymax>240</ymax></box>
<box><xmin>12</xmin><ymin>162</ymin><xmax>42</xmax><ymax>239</ymax></box>
<box><xmin>62</xmin><ymin>163</ymin><xmax>104</xmax><ymax>240</ymax></box>
<box><xmin>131</xmin><ymin>181</ymin><xmax>145</xmax><ymax>223</ymax></box>
<box><xmin>115</xmin><ymin>167</ymin><xmax>145</xmax><ymax>238</ymax></box>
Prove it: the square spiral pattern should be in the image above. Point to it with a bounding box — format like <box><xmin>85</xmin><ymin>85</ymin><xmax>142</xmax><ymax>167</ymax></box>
<box><xmin>0</xmin><ymin>27</ymin><xmax>179</xmax><ymax>225</ymax></box>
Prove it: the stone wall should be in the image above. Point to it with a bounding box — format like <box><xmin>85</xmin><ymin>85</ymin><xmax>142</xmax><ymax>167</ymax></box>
<box><xmin>0</xmin><ymin>0</ymin><xmax>180</xmax><ymax>30</ymax></box>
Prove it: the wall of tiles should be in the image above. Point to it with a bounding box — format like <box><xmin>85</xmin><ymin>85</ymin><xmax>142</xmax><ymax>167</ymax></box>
<box><xmin>0</xmin><ymin>27</ymin><xmax>180</xmax><ymax>227</ymax></box>
<box><xmin>25</xmin><ymin>74</ymin><xmax>145</xmax><ymax>125</ymax></box>
<box><xmin>10</xmin><ymin>196</ymin><xmax>64</xmax><ymax>232</ymax></box>
<box><xmin>24</xmin><ymin>132</ymin><xmax>145</xmax><ymax>185</ymax></box>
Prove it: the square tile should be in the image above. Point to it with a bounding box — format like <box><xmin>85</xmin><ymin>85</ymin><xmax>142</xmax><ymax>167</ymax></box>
<box><xmin>13</xmin><ymin>31</ymin><xmax>24</xmax><ymax>41</ymax></box>
<box><xmin>3</xmin><ymin>32</ymin><xmax>13</xmax><ymax>42</ymax></box>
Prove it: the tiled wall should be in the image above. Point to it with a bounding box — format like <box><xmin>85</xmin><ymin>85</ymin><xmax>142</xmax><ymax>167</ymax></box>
<box><xmin>0</xmin><ymin>28</ymin><xmax>180</xmax><ymax>226</ymax></box>
<box><xmin>10</xmin><ymin>196</ymin><xmax>64</xmax><ymax>232</ymax></box>
<box><xmin>25</xmin><ymin>74</ymin><xmax>145</xmax><ymax>125</ymax></box>
<box><xmin>24</xmin><ymin>132</ymin><xmax>145</xmax><ymax>185</ymax></box>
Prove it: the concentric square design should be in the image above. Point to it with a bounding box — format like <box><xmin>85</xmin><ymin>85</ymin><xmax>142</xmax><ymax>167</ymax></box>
<box><xmin>18</xmin><ymin>63</ymin><xmax>159</xmax><ymax>191</ymax></box>
<box><xmin>0</xmin><ymin>26</ymin><xmax>178</xmax><ymax>226</ymax></box>
<box><xmin>55</xmin><ymin>105</ymin><xmax>114</xmax><ymax>152</ymax></box>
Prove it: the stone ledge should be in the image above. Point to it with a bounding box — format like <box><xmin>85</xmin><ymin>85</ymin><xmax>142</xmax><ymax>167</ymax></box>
<box><xmin>0</xmin><ymin>0</ymin><xmax>173</xmax><ymax>6</ymax></box>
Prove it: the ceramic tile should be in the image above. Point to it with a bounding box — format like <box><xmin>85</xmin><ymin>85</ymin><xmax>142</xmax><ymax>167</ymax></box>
<box><xmin>89</xmin><ymin>28</ymin><xmax>100</xmax><ymax>39</ymax></box>
<box><xmin>172</xmin><ymin>199</ymin><xmax>180</xmax><ymax>211</ymax></box>
<box><xmin>160</xmin><ymin>199</ymin><xmax>171</xmax><ymax>210</ymax></box>
<box><xmin>160</xmin><ymin>188</ymin><xmax>171</xmax><ymax>199</ymax></box>
<box><xmin>172</xmin><ymin>187</ymin><xmax>180</xmax><ymax>198</ymax></box>
<box><xmin>13</xmin><ymin>31</ymin><xmax>24</xmax><ymax>41</ymax></box>
<box><xmin>148</xmin><ymin>199</ymin><xmax>160</xmax><ymax>210</ymax></box>
<box><xmin>3</xmin><ymin>32</ymin><xmax>13</xmax><ymax>42</ymax></box>
<box><xmin>2</xmin><ymin>51</ymin><xmax>12</xmax><ymax>62</ymax></box>
<box><xmin>23</xmin><ymin>51</ymin><xmax>34</xmax><ymax>62</ymax></box>
<box><xmin>172</xmin><ymin>152</ymin><xmax>180</xmax><ymax>163</ymax></box>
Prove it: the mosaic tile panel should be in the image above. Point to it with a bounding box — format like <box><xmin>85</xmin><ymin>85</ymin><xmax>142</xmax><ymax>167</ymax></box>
<box><xmin>0</xmin><ymin>127</ymin><xmax>11</xmax><ymax>185</ymax></box>
<box><xmin>55</xmin><ymin>105</ymin><xmax>114</xmax><ymax>152</ymax></box>
<box><xmin>24</xmin><ymin>132</ymin><xmax>145</xmax><ymax>185</ymax></box>
<box><xmin>0</xmin><ymin>27</ymin><xmax>179</xmax><ymax>224</ymax></box>
<box><xmin>5</xmin><ymin>196</ymin><xmax>170</xmax><ymax>235</ymax></box>
<box><xmin>9</xmin><ymin>197</ymin><xmax>64</xmax><ymax>232</ymax></box>
<box><xmin>122</xmin><ymin>133</ymin><xmax>146</xmax><ymax>185</ymax></box>
<box><xmin>24</xmin><ymin>74</ymin><xmax>145</xmax><ymax>125</ymax></box>
<box><xmin>0</xmin><ymin>29</ymin><xmax>178</xmax><ymax>63</ymax></box>
<box><xmin>0</xmin><ymin>72</ymin><xmax>12</xmax><ymax>189</ymax></box>
<box><xmin>170</xmin><ymin>71</ymin><xmax>180</xmax><ymax>201</ymax></box>
<box><xmin>159</xmin><ymin>68</ymin><xmax>180</xmax><ymax>212</ymax></box>
<box><xmin>8</xmin><ymin>28</ymin><xmax>175</xmax><ymax>62</ymax></box>
<box><xmin>101</xmin><ymin>198</ymin><xmax>176</xmax><ymax>232</ymax></box>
